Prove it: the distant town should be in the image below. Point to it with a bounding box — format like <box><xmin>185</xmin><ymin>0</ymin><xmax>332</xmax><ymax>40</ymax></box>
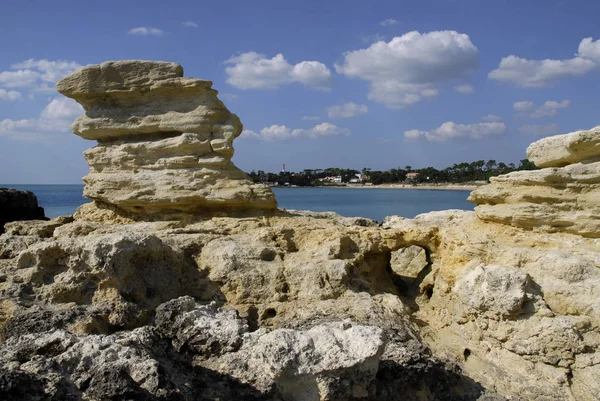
<box><xmin>247</xmin><ymin>159</ymin><xmax>538</xmax><ymax>187</ymax></box>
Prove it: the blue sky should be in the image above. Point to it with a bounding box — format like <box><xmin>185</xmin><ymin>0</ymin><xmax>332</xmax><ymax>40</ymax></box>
<box><xmin>1</xmin><ymin>0</ymin><xmax>600</xmax><ymax>183</ymax></box>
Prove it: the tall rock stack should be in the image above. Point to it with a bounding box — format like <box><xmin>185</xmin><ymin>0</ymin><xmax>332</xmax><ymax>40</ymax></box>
<box><xmin>469</xmin><ymin>126</ymin><xmax>600</xmax><ymax>237</ymax></box>
<box><xmin>56</xmin><ymin>60</ymin><xmax>276</xmax><ymax>217</ymax></box>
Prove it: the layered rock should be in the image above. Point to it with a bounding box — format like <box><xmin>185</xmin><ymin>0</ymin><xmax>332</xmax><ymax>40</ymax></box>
<box><xmin>0</xmin><ymin>188</ymin><xmax>46</xmax><ymax>234</ymax></box>
<box><xmin>2</xmin><ymin>60</ymin><xmax>599</xmax><ymax>400</ymax></box>
<box><xmin>56</xmin><ymin>60</ymin><xmax>276</xmax><ymax>217</ymax></box>
<box><xmin>468</xmin><ymin>126</ymin><xmax>600</xmax><ymax>237</ymax></box>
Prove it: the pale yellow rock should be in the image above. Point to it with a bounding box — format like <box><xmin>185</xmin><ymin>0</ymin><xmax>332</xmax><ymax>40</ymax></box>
<box><xmin>56</xmin><ymin>60</ymin><xmax>276</xmax><ymax>217</ymax></box>
<box><xmin>385</xmin><ymin>210</ymin><xmax>600</xmax><ymax>400</ymax></box>
<box><xmin>469</xmin><ymin>161</ymin><xmax>600</xmax><ymax>237</ymax></box>
<box><xmin>527</xmin><ymin>126</ymin><xmax>600</xmax><ymax>168</ymax></box>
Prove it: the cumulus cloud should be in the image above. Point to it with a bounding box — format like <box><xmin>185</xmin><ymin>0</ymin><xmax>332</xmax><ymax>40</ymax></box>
<box><xmin>514</xmin><ymin>100</ymin><xmax>571</xmax><ymax>118</ymax></box>
<box><xmin>513</xmin><ymin>101</ymin><xmax>534</xmax><ymax>112</ymax></box>
<box><xmin>519</xmin><ymin>123</ymin><xmax>559</xmax><ymax>136</ymax></box>
<box><xmin>327</xmin><ymin>102</ymin><xmax>368</xmax><ymax>119</ymax></box>
<box><xmin>380</xmin><ymin>19</ymin><xmax>398</xmax><ymax>27</ymax></box>
<box><xmin>0</xmin><ymin>89</ymin><xmax>21</xmax><ymax>102</ymax></box>
<box><xmin>240</xmin><ymin>122</ymin><xmax>350</xmax><ymax>140</ymax></box>
<box><xmin>530</xmin><ymin>100</ymin><xmax>571</xmax><ymax>118</ymax></box>
<box><xmin>0</xmin><ymin>70</ymin><xmax>40</xmax><ymax>88</ymax></box>
<box><xmin>335</xmin><ymin>30</ymin><xmax>479</xmax><ymax>108</ymax></box>
<box><xmin>489</xmin><ymin>37</ymin><xmax>600</xmax><ymax>87</ymax></box>
<box><xmin>404</xmin><ymin>121</ymin><xmax>507</xmax><ymax>142</ymax></box>
<box><xmin>0</xmin><ymin>59</ymin><xmax>81</xmax><ymax>93</ymax></box>
<box><xmin>128</xmin><ymin>27</ymin><xmax>164</xmax><ymax>36</ymax></box>
<box><xmin>0</xmin><ymin>97</ymin><xmax>82</xmax><ymax>140</ymax></box>
<box><xmin>578</xmin><ymin>37</ymin><xmax>600</xmax><ymax>60</ymax></box>
<box><xmin>454</xmin><ymin>84</ymin><xmax>474</xmax><ymax>94</ymax></box>
<box><xmin>182</xmin><ymin>21</ymin><xmax>198</xmax><ymax>28</ymax></box>
<box><xmin>225</xmin><ymin>52</ymin><xmax>331</xmax><ymax>90</ymax></box>
<box><xmin>360</xmin><ymin>33</ymin><xmax>386</xmax><ymax>44</ymax></box>
<box><xmin>481</xmin><ymin>114</ymin><xmax>502</xmax><ymax>122</ymax></box>
<box><xmin>219</xmin><ymin>93</ymin><xmax>239</xmax><ymax>101</ymax></box>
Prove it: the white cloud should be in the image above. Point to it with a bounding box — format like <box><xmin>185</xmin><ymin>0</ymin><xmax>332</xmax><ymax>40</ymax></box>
<box><xmin>489</xmin><ymin>37</ymin><xmax>600</xmax><ymax>87</ymax></box>
<box><xmin>0</xmin><ymin>70</ymin><xmax>40</xmax><ymax>88</ymax></box>
<box><xmin>454</xmin><ymin>84</ymin><xmax>474</xmax><ymax>94</ymax></box>
<box><xmin>219</xmin><ymin>93</ymin><xmax>239</xmax><ymax>101</ymax></box>
<box><xmin>0</xmin><ymin>59</ymin><xmax>81</xmax><ymax>94</ymax></box>
<box><xmin>12</xmin><ymin>59</ymin><xmax>81</xmax><ymax>83</ymax></box>
<box><xmin>380</xmin><ymin>19</ymin><xmax>398</xmax><ymax>27</ymax></box>
<box><xmin>240</xmin><ymin>122</ymin><xmax>350</xmax><ymax>140</ymax></box>
<box><xmin>519</xmin><ymin>123</ymin><xmax>559</xmax><ymax>136</ymax></box>
<box><xmin>0</xmin><ymin>89</ymin><xmax>21</xmax><ymax>102</ymax></box>
<box><xmin>530</xmin><ymin>100</ymin><xmax>571</xmax><ymax>118</ymax></box>
<box><xmin>335</xmin><ymin>30</ymin><xmax>479</xmax><ymax>108</ymax></box>
<box><xmin>513</xmin><ymin>100</ymin><xmax>534</xmax><ymax>112</ymax></box>
<box><xmin>404</xmin><ymin>121</ymin><xmax>507</xmax><ymax>142</ymax></box>
<box><xmin>225</xmin><ymin>52</ymin><xmax>331</xmax><ymax>90</ymax></box>
<box><xmin>128</xmin><ymin>27</ymin><xmax>164</xmax><ymax>36</ymax></box>
<box><xmin>0</xmin><ymin>97</ymin><xmax>82</xmax><ymax>140</ymax></box>
<box><xmin>301</xmin><ymin>116</ymin><xmax>320</xmax><ymax>121</ymax></box>
<box><xmin>40</xmin><ymin>97</ymin><xmax>83</xmax><ymax>120</ymax></box>
<box><xmin>578</xmin><ymin>37</ymin><xmax>600</xmax><ymax>60</ymax></box>
<box><xmin>327</xmin><ymin>102</ymin><xmax>368</xmax><ymax>119</ymax></box>
<box><xmin>240</xmin><ymin>129</ymin><xmax>261</xmax><ymax>140</ymax></box>
<box><xmin>182</xmin><ymin>21</ymin><xmax>199</xmax><ymax>28</ymax></box>
<box><xmin>360</xmin><ymin>33</ymin><xmax>386</xmax><ymax>44</ymax></box>
<box><xmin>481</xmin><ymin>114</ymin><xmax>502</xmax><ymax>122</ymax></box>
<box><xmin>514</xmin><ymin>99</ymin><xmax>571</xmax><ymax>118</ymax></box>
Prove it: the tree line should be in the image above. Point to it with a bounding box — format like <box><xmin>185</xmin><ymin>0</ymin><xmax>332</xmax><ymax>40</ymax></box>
<box><xmin>247</xmin><ymin>159</ymin><xmax>538</xmax><ymax>187</ymax></box>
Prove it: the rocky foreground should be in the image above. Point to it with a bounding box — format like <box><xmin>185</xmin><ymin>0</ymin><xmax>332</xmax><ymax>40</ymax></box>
<box><xmin>1</xmin><ymin>61</ymin><xmax>599</xmax><ymax>401</ymax></box>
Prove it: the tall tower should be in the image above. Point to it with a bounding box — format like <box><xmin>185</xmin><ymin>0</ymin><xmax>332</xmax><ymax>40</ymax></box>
<box><xmin>282</xmin><ymin>163</ymin><xmax>286</xmax><ymax>173</ymax></box>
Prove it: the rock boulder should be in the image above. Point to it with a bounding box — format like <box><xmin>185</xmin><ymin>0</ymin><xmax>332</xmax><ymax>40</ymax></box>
<box><xmin>56</xmin><ymin>60</ymin><xmax>276</xmax><ymax>218</ymax></box>
<box><xmin>0</xmin><ymin>188</ymin><xmax>46</xmax><ymax>235</ymax></box>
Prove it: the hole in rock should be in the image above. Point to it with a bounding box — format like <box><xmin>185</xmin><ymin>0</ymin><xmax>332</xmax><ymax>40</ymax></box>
<box><xmin>260</xmin><ymin>249</ymin><xmax>277</xmax><ymax>262</ymax></box>
<box><xmin>463</xmin><ymin>348</ymin><xmax>471</xmax><ymax>360</ymax></box>
<box><xmin>262</xmin><ymin>308</ymin><xmax>277</xmax><ymax>320</ymax></box>
<box><xmin>246</xmin><ymin>306</ymin><xmax>259</xmax><ymax>332</ymax></box>
<box><xmin>423</xmin><ymin>284</ymin><xmax>434</xmax><ymax>299</ymax></box>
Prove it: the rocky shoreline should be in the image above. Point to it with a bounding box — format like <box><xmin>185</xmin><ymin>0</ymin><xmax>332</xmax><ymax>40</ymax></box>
<box><xmin>1</xmin><ymin>60</ymin><xmax>599</xmax><ymax>401</ymax></box>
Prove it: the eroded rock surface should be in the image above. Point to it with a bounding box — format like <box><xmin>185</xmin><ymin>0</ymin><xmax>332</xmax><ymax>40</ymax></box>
<box><xmin>1</xmin><ymin>62</ymin><xmax>599</xmax><ymax>400</ymax></box>
<box><xmin>469</xmin><ymin>126</ymin><xmax>600</xmax><ymax>237</ymax></box>
<box><xmin>56</xmin><ymin>60</ymin><xmax>276</xmax><ymax>217</ymax></box>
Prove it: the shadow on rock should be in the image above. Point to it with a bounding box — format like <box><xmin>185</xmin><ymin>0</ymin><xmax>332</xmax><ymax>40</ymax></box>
<box><xmin>375</xmin><ymin>358</ymin><xmax>504</xmax><ymax>401</ymax></box>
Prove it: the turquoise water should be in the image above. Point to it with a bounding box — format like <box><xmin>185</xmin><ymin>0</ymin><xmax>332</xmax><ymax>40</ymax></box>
<box><xmin>1</xmin><ymin>185</ymin><xmax>474</xmax><ymax>221</ymax></box>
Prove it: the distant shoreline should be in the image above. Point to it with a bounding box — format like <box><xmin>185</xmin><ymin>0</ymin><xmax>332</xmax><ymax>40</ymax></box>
<box><xmin>273</xmin><ymin>183</ymin><xmax>484</xmax><ymax>191</ymax></box>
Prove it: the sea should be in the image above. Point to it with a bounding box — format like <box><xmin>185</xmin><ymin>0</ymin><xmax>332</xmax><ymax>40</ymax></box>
<box><xmin>2</xmin><ymin>185</ymin><xmax>474</xmax><ymax>222</ymax></box>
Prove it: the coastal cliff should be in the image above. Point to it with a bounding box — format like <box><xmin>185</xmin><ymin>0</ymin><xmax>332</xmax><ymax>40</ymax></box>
<box><xmin>0</xmin><ymin>61</ymin><xmax>598</xmax><ymax>401</ymax></box>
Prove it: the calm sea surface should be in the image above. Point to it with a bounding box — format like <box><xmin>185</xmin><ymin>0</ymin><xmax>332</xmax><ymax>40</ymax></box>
<box><xmin>2</xmin><ymin>185</ymin><xmax>474</xmax><ymax>222</ymax></box>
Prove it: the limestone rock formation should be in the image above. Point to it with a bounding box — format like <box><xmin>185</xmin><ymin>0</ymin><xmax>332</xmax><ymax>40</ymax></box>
<box><xmin>527</xmin><ymin>126</ymin><xmax>600</xmax><ymax>168</ymax></box>
<box><xmin>1</xmin><ymin>61</ymin><xmax>599</xmax><ymax>400</ymax></box>
<box><xmin>56</xmin><ymin>60</ymin><xmax>276</xmax><ymax>217</ymax></box>
<box><xmin>0</xmin><ymin>213</ymin><xmax>499</xmax><ymax>400</ymax></box>
<box><xmin>0</xmin><ymin>188</ymin><xmax>46</xmax><ymax>234</ymax></box>
<box><xmin>469</xmin><ymin>126</ymin><xmax>600</xmax><ymax>237</ymax></box>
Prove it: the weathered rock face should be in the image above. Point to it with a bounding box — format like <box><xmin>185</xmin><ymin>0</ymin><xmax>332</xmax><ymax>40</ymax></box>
<box><xmin>527</xmin><ymin>126</ymin><xmax>600</xmax><ymax>168</ymax></box>
<box><xmin>0</xmin><ymin>188</ymin><xmax>46</xmax><ymax>234</ymax></box>
<box><xmin>2</xmin><ymin>60</ymin><xmax>599</xmax><ymax>400</ymax></box>
<box><xmin>469</xmin><ymin>126</ymin><xmax>600</xmax><ymax>237</ymax></box>
<box><xmin>0</xmin><ymin>213</ymin><xmax>499</xmax><ymax>401</ymax></box>
<box><xmin>56</xmin><ymin>60</ymin><xmax>276</xmax><ymax>217</ymax></box>
<box><xmin>382</xmin><ymin>210</ymin><xmax>600</xmax><ymax>401</ymax></box>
